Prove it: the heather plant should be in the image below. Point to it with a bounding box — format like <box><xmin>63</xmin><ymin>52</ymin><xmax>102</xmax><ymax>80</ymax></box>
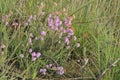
<box><xmin>0</xmin><ymin>0</ymin><xmax>120</xmax><ymax>80</ymax></box>
<box><xmin>0</xmin><ymin>5</ymin><xmax>80</xmax><ymax>79</ymax></box>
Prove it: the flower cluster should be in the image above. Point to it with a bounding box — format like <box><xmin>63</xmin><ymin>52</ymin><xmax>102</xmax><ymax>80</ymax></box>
<box><xmin>47</xmin><ymin>14</ymin><xmax>79</xmax><ymax>47</ymax></box>
<box><xmin>31</xmin><ymin>52</ymin><xmax>41</xmax><ymax>61</ymax></box>
<box><xmin>29</xmin><ymin>48</ymin><xmax>41</xmax><ymax>61</ymax></box>
<box><xmin>56</xmin><ymin>66</ymin><xmax>64</xmax><ymax>75</ymax></box>
<box><xmin>39</xmin><ymin>64</ymin><xmax>65</xmax><ymax>75</ymax></box>
<box><xmin>46</xmin><ymin>64</ymin><xmax>53</xmax><ymax>68</ymax></box>
<box><xmin>1</xmin><ymin>9</ymin><xmax>80</xmax><ymax>78</ymax></box>
<box><xmin>40</xmin><ymin>68</ymin><xmax>47</xmax><ymax>75</ymax></box>
<box><xmin>40</xmin><ymin>31</ymin><xmax>46</xmax><ymax>41</ymax></box>
<box><xmin>48</xmin><ymin>14</ymin><xmax>62</xmax><ymax>31</ymax></box>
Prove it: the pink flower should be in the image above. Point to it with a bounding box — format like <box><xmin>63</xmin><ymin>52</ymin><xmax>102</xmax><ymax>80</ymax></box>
<box><xmin>31</xmin><ymin>52</ymin><xmax>36</xmax><ymax>57</ymax></box>
<box><xmin>64</xmin><ymin>18</ymin><xmax>72</xmax><ymax>27</ymax></box>
<box><xmin>60</xmin><ymin>26</ymin><xmax>64</xmax><ymax>32</ymax></box>
<box><xmin>36</xmin><ymin>52</ymin><xmax>41</xmax><ymax>58</ymax></box>
<box><xmin>31</xmin><ymin>52</ymin><xmax>41</xmax><ymax>61</ymax></box>
<box><xmin>46</xmin><ymin>64</ymin><xmax>52</xmax><ymax>68</ymax></box>
<box><xmin>65</xmin><ymin>37</ymin><xmax>70</xmax><ymax>45</ymax></box>
<box><xmin>63</xmin><ymin>29</ymin><xmax>67</xmax><ymax>33</ymax></box>
<box><xmin>67</xmin><ymin>29</ymin><xmax>74</xmax><ymax>35</ymax></box>
<box><xmin>57</xmin><ymin>66</ymin><xmax>64</xmax><ymax>75</ymax></box>
<box><xmin>48</xmin><ymin>14</ymin><xmax>53</xmax><ymax>27</ymax></box>
<box><xmin>54</xmin><ymin>16</ymin><xmax>60</xmax><ymax>27</ymax></box>
<box><xmin>49</xmin><ymin>64</ymin><xmax>52</xmax><ymax>67</ymax></box>
<box><xmin>54</xmin><ymin>16</ymin><xmax>62</xmax><ymax>27</ymax></box>
<box><xmin>41</xmin><ymin>31</ymin><xmax>46</xmax><ymax>36</ymax></box>
<box><xmin>29</xmin><ymin>48</ymin><xmax>32</xmax><ymax>53</ymax></box>
<box><xmin>40</xmin><ymin>69</ymin><xmax>47</xmax><ymax>75</ymax></box>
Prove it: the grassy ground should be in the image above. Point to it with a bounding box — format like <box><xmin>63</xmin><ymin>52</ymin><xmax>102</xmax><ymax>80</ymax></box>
<box><xmin>0</xmin><ymin>0</ymin><xmax>120</xmax><ymax>80</ymax></box>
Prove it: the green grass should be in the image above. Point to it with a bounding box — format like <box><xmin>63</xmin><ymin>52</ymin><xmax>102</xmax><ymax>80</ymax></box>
<box><xmin>0</xmin><ymin>0</ymin><xmax>120</xmax><ymax>80</ymax></box>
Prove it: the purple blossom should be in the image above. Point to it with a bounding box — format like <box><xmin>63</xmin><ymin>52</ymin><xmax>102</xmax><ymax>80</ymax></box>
<box><xmin>29</xmin><ymin>48</ymin><xmax>32</xmax><ymax>53</ymax></box>
<box><xmin>36</xmin><ymin>52</ymin><xmax>41</xmax><ymax>58</ymax></box>
<box><xmin>63</xmin><ymin>29</ymin><xmax>67</xmax><ymax>33</ymax></box>
<box><xmin>41</xmin><ymin>31</ymin><xmax>46</xmax><ymax>36</ymax></box>
<box><xmin>55</xmin><ymin>16</ymin><xmax>59</xmax><ymax>26</ymax></box>
<box><xmin>48</xmin><ymin>14</ymin><xmax>53</xmax><ymax>27</ymax></box>
<box><xmin>65</xmin><ymin>37</ymin><xmax>70</xmax><ymax>45</ymax></box>
<box><xmin>64</xmin><ymin>18</ymin><xmax>72</xmax><ymax>27</ymax></box>
<box><xmin>67</xmin><ymin>29</ymin><xmax>74</xmax><ymax>35</ymax></box>
<box><xmin>60</xmin><ymin>26</ymin><xmax>64</xmax><ymax>32</ymax></box>
<box><xmin>31</xmin><ymin>52</ymin><xmax>36</xmax><ymax>57</ymax></box>
<box><xmin>54</xmin><ymin>16</ymin><xmax>62</xmax><ymax>27</ymax></box>
<box><xmin>59</xmin><ymin>21</ymin><xmax>62</xmax><ymax>25</ymax></box>
<box><xmin>40</xmin><ymin>69</ymin><xmax>47</xmax><ymax>75</ymax></box>
<box><xmin>31</xmin><ymin>52</ymin><xmax>41</xmax><ymax>61</ymax></box>
<box><xmin>48</xmin><ymin>14</ymin><xmax>62</xmax><ymax>31</ymax></box>
<box><xmin>49</xmin><ymin>64</ymin><xmax>52</xmax><ymax>67</ymax></box>
<box><xmin>46</xmin><ymin>64</ymin><xmax>52</xmax><ymax>68</ymax></box>
<box><xmin>57</xmin><ymin>66</ymin><xmax>64</xmax><ymax>75</ymax></box>
<box><xmin>50</xmin><ymin>26</ymin><xmax>55</xmax><ymax>30</ymax></box>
